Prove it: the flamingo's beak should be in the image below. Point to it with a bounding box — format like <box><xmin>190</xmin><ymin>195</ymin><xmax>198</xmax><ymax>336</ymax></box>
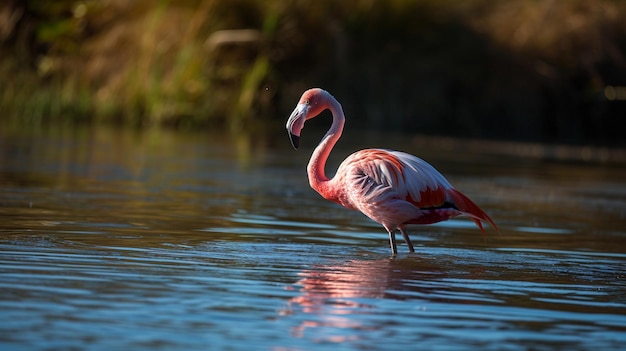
<box><xmin>286</xmin><ymin>103</ymin><xmax>307</xmax><ymax>150</ymax></box>
<box><xmin>288</xmin><ymin>133</ymin><xmax>300</xmax><ymax>149</ymax></box>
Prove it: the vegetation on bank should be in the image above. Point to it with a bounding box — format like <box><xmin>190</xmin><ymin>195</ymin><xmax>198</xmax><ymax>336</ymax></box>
<box><xmin>1</xmin><ymin>0</ymin><xmax>625</xmax><ymax>145</ymax></box>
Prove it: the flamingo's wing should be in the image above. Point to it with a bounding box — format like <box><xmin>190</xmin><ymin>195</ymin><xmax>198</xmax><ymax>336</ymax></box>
<box><xmin>390</xmin><ymin>150</ymin><xmax>498</xmax><ymax>231</ymax></box>
<box><xmin>387</xmin><ymin>150</ymin><xmax>453</xmax><ymax>208</ymax></box>
<box><xmin>339</xmin><ymin>149</ymin><xmax>449</xmax><ymax>206</ymax></box>
<box><xmin>336</xmin><ymin>149</ymin><xmax>418</xmax><ymax>228</ymax></box>
<box><xmin>340</xmin><ymin>149</ymin><xmax>497</xmax><ymax>231</ymax></box>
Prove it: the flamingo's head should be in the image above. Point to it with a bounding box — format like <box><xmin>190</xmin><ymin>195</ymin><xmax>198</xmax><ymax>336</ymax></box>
<box><xmin>286</xmin><ymin>88</ymin><xmax>327</xmax><ymax>149</ymax></box>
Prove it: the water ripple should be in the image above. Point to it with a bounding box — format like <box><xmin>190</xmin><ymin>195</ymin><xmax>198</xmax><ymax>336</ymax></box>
<box><xmin>2</xmin><ymin>128</ymin><xmax>626</xmax><ymax>350</ymax></box>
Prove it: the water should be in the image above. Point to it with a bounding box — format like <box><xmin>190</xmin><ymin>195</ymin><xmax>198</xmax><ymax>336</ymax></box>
<box><xmin>1</xmin><ymin>126</ymin><xmax>625</xmax><ymax>350</ymax></box>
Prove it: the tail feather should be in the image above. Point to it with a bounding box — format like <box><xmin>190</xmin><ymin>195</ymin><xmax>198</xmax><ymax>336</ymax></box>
<box><xmin>447</xmin><ymin>188</ymin><xmax>499</xmax><ymax>235</ymax></box>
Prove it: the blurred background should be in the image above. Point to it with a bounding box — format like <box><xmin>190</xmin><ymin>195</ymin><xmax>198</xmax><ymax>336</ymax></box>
<box><xmin>1</xmin><ymin>0</ymin><xmax>625</xmax><ymax>146</ymax></box>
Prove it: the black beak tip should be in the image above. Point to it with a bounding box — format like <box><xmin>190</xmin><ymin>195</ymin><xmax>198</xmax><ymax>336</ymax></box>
<box><xmin>288</xmin><ymin>133</ymin><xmax>300</xmax><ymax>149</ymax></box>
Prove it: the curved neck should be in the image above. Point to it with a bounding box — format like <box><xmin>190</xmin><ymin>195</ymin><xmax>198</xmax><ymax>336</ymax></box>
<box><xmin>307</xmin><ymin>96</ymin><xmax>344</xmax><ymax>193</ymax></box>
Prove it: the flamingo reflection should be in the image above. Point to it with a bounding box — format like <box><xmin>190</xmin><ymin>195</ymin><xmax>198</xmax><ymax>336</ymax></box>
<box><xmin>282</xmin><ymin>257</ymin><xmax>446</xmax><ymax>340</ymax></box>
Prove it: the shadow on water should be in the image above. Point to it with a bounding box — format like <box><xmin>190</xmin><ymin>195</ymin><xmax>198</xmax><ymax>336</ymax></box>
<box><xmin>1</xmin><ymin>125</ymin><xmax>626</xmax><ymax>350</ymax></box>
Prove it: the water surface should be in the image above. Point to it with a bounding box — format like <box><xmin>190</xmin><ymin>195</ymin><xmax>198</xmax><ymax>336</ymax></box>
<box><xmin>1</xmin><ymin>126</ymin><xmax>625</xmax><ymax>350</ymax></box>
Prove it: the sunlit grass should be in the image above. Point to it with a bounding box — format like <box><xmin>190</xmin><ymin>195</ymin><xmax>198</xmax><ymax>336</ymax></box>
<box><xmin>1</xmin><ymin>0</ymin><xmax>624</xmax><ymax>144</ymax></box>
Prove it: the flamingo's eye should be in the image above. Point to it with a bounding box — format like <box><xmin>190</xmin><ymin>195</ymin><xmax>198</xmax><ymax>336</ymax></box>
<box><xmin>304</xmin><ymin>99</ymin><xmax>310</xmax><ymax>105</ymax></box>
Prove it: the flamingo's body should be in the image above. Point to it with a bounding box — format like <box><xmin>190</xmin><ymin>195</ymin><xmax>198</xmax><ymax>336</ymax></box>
<box><xmin>286</xmin><ymin>88</ymin><xmax>498</xmax><ymax>255</ymax></box>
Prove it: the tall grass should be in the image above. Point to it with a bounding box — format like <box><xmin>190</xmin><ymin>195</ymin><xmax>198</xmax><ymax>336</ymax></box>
<box><xmin>1</xmin><ymin>0</ymin><xmax>625</xmax><ymax>144</ymax></box>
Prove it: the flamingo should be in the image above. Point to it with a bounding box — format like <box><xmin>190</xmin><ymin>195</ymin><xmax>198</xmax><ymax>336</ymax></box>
<box><xmin>286</xmin><ymin>88</ymin><xmax>498</xmax><ymax>255</ymax></box>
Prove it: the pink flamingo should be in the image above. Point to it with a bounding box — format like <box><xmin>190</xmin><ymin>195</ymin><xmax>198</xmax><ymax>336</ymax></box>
<box><xmin>286</xmin><ymin>88</ymin><xmax>498</xmax><ymax>255</ymax></box>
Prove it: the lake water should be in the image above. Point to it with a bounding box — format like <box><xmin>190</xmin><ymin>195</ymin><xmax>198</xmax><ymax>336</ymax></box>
<box><xmin>1</xmin><ymin>126</ymin><xmax>625</xmax><ymax>350</ymax></box>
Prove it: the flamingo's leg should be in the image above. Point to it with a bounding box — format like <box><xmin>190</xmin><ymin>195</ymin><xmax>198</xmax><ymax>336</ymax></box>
<box><xmin>399</xmin><ymin>226</ymin><xmax>415</xmax><ymax>252</ymax></box>
<box><xmin>388</xmin><ymin>230</ymin><xmax>398</xmax><ymax>255</ymax></box>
